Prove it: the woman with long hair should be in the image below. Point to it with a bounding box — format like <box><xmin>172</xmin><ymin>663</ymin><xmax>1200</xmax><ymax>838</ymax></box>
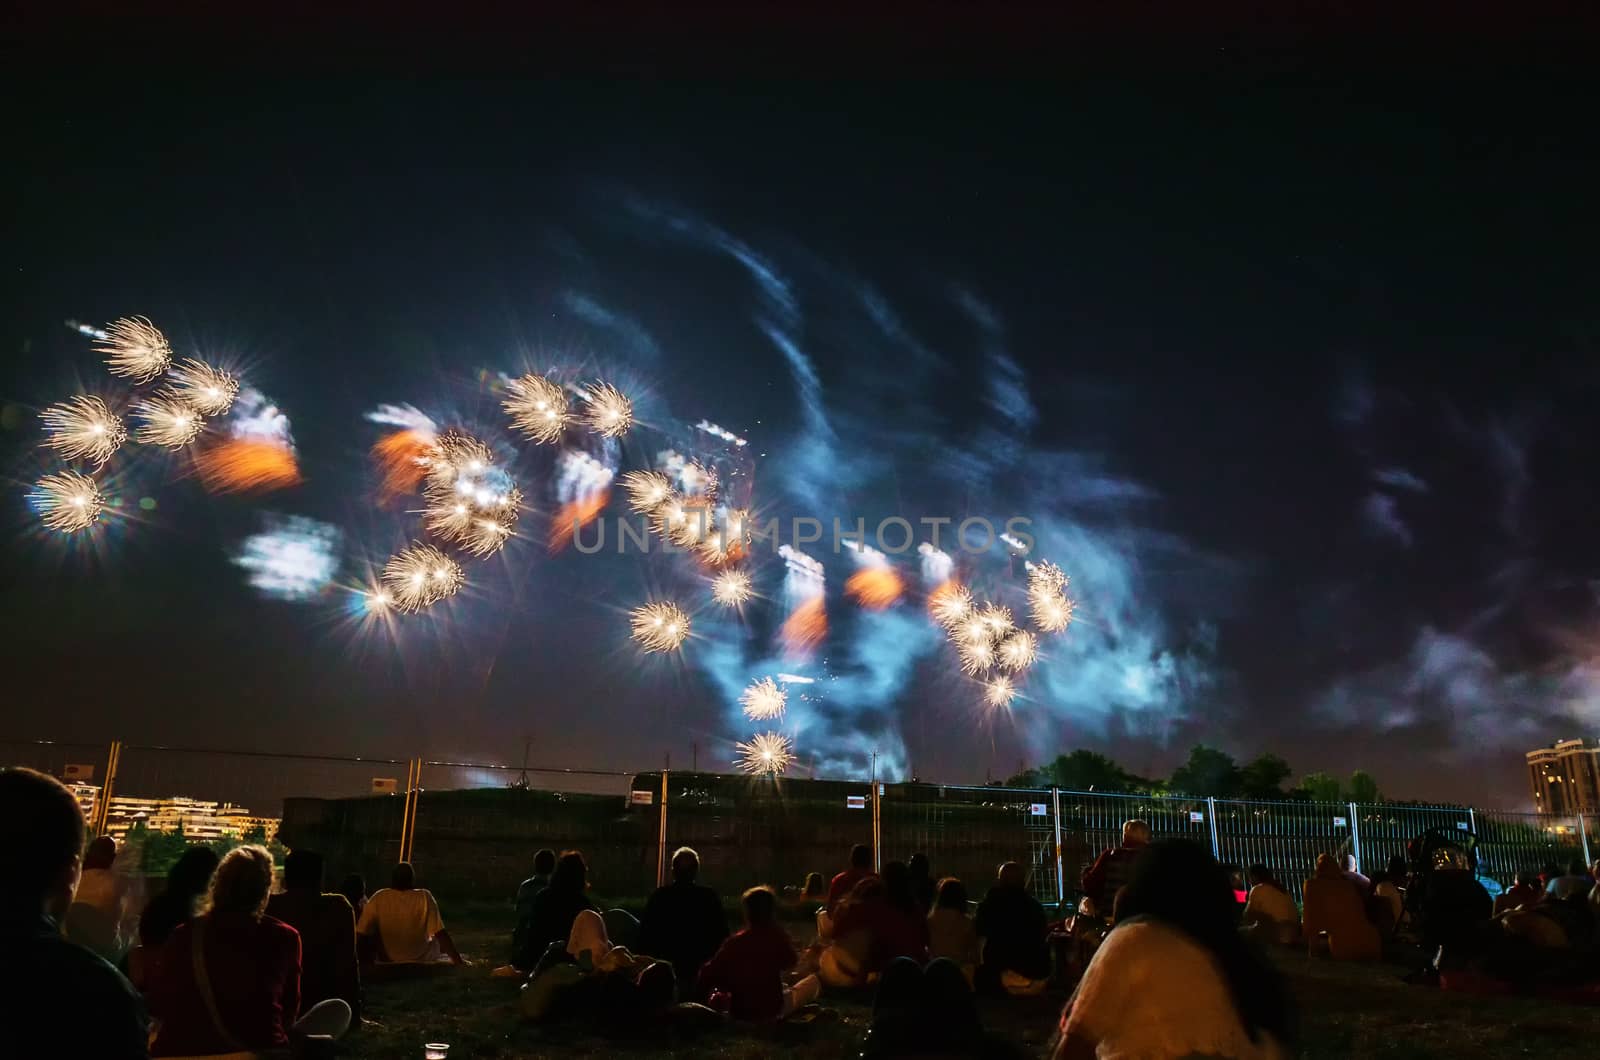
<box><xmin>1053</xmin><ymin>838</ymin><xmax>1295</xmax><ymax>1060</ymax></box>
<box><xmin>150</xmin><ymin>846</ymin><xmax>351</xmax><ymax>1056</ymax></box>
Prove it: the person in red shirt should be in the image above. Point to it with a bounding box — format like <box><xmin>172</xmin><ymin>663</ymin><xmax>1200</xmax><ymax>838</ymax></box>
<box><xmin>1080</xmin><ymin>819</ymin><xmax>1151</xmax><ymax>913</ymax></box>
<box><xmin>150</xmin><ymin>846</ymin><xmax>351</xmax><ymax>1057</ymax></box>
<box><xmin>832</xmin><ymin>861</ymin><xmax>931</xmax><ymax>974</ymax></box>
<box><xmin>827</xmin><ymin>844</ymin><xmax>877</xmax><ymax>914</ymax></box>
<box><xmin>698</xmin><ymin>886</ymin><xmax>820</xmax><ymax>1021</ymax></box>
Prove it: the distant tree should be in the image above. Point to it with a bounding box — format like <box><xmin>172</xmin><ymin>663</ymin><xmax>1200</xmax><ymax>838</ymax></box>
<box><xmin>1238</xmin><ymin>754</ymin><xmax>1293</xmax><ymax>799</ymax></box>
<box><xmin>242</xmin><ymin>824</ymin><xmax>269</xmax><ymax>845</ymax></box>
<box><xmin>1347</xmin><ymin>770</ymin><xmax>1381</xmax><ymax>804</ymax></box>
<box><xmin>1168</xmin><ymin>745</ymin><xmax>1241</xmax><ymax>798</ymax></box>
<box><xmin>1040</xmin><ymin>750</ymin><xmax>1142</xmax><ymax>793</ymax></box>
<box><xmin>1295</xmin><ymin>772</ymin><xmax>1342</xmax><ymax>803</ymax></box>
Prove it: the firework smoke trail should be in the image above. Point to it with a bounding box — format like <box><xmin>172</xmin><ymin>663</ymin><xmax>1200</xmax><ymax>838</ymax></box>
<box><xmin>381</xmin><ymin>543</ymin><xmax>465</xmax><ymax>613</ymax></box>
<box><xmin>549</xmin><ymin>489</ymin><xmax>609</xmax><ymax>552</ymax></box>
<box><xmin>503</xmin><ymin>373</ymin><xmax>570</xmax><ymax>444</ymax></box>
<box><xmin>631</xmin><ymin>601</ymin><xmax>690</xmax><ymax>653</ymax></box>
<box><xmin>581</xmin><ymin>381</ymin><xmax>633</xmax><ymax>437</ymax></box>
<box><xmin>40</xmin><ymin>396</ymin><xmax>126</xmax><ymax>469</ymax></box>
<box><xmin>711</xmin><ymin>568</ymin><xmax>753</xmax><ymax>607</ymax></box>
<box><xmin>164</xmin><ymin>359</ymin><xmax>239</xmax><ymax>417</ymax></box>
<box><xmin>232</xmin><ymin>515</ymin><xmax>341</xmax><ymax>600</ymax></box>
<box><xmin>30</xmin><ymin>471</ymin><xmax>104</xmax><ymax>534</ymax></box>
<box><xmin>365</xmin><ymin>404</ymin><xmax>438</xmax><ymax>433</ymax></box>
<box><xmin>132</xmin><ymin>396</ymin><xmax>204</xmax><ymax>448</ymax></box>
<box><xmin>918</xmin><ymin>542</ymin><xmax>953</xmax><ymax>585</ymax></box>
<box><xmin>737</xmin><ymin>732</ymin><xmax>795</xmax><ymax>775</ymax></box>
<box><xmin>95</xmin><ymin>316</ymin><xmax>171</xmax><ymax>383</ymax></box>
<box><xmin>66</xmin><ymin>320</ymin><xmax>108</xmax><ymax>341</ymax></box>
<box><xmin>741</xmin><ymin>676</ymin><xmax>787</xmax><ymax>721</ymax></box>
<box><xmin>195</xmin><ymin>439</ymin><xmax>303</xmax><ymax>494</ymax></box>
<box><xmin>371</xmin><ymin>429</ymin><xmax>435</xmax><ymax>502</ymax></box>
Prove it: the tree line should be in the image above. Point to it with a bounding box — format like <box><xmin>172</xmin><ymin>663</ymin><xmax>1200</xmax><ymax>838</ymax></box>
<box><xmin>1000</xmin><ymin>746</ymin><xmax>1387</xmax><ymax>804</ymax></box>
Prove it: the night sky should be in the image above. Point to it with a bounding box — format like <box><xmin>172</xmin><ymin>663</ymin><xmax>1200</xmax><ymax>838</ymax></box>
<box><xmin>5</xmin><ymin>11</ymin><xmax>1599</xmax><ymax>809</ymax></box>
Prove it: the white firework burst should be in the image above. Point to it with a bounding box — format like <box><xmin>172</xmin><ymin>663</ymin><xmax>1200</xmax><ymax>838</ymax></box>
<box><xmin>958</xmin><ymin>637</ymin><xmax>997</xmax><ymax>676</ymax></box>
<box><xmin>630</xmin><ymin>600</ymin><xmax>690</xmax><ymax>653</ymax></box>
<box><xmin>95</xmin><ymin>316</ymin><xmax>171</xmax><ymax>383</ymax></box>
<box><xmin>132</xmin><ymin>396</ymin><xmax>204</xmax><ymax>448</ymax></box>
<box><xmin>741</xmin><ymin>677</ymin><xmax>787</xmax><ymax>721</ymax></box>
<box><xmin>997</xmin><ymin>630</ymin><xmax>1038</xmax><ymax>672</ymax></box>
<box><xmin>984</xmin><ymin>675</ymin><xmax>1017</xmax><ymax>709</ymax></box>
<box><xmin>581</xmin><ymin>381</ymin><xmax>633</xmax><ymax>438</ymax></box>
<box><xmin>381</xmin><ymin>543</ymin><xmax>465</xmax><ymax>613</ymax></box>
<box><xmin>737</xmin><ymin>732</ymin><xmax>795</xmax><ymax>775</ymax></box>
<box><xmin>621</xmin><ymin>470</ymin><xmax>674</xmax><ymax>513</ymax></box>
<box><xmin>1028</xmin><ymin>562</ymin><xmax>1075</xmax><ymax>634</ymax></box>
<box><xmin>165</xmin><ymin>359</ymin><xmax>239</xmax><ymax>417</ymax></box>
<box><xmin>30</xmin><ymin>470</ymin><xmax>105</xmax><ymax>534</ymax></box>
<box><xmin>711</xmin><ymin>568</ymin><xmax>754</xmax><ymax>607</ymax></box>
<box><xmin>40</xmin><ymin>396</ymin><xmax>126</xmax><ymax>468</ymax></box>
<box><xmin>929</xmin><ymin>582</ymin><xmax>973</xmax><ymax>628</ymax></box>
<box><xmin>977</xmin><ymin>603</ymin><xmax>1014</xmax><ymax>639</ymax></box>
<box><xmin>503</xmin><ymin>373</ymin><xmax>570</xmax><ymax>444</ymax></box>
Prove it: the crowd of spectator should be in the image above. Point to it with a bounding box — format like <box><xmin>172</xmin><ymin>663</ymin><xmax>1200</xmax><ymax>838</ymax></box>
<box><xmin>4</xmin><ymin>762</ymin><xmax>1598</xmax><ymax>1058</ymax></box>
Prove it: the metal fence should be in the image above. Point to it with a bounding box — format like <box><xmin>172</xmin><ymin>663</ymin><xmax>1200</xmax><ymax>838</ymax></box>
<box><xmin>5</xmin><ymin>738</ymin><xmax>1595</xmax><ymax>906</ymax></box>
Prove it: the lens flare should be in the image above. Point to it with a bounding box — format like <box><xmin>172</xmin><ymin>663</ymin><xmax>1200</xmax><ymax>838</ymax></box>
<box><xmin>30</xmin><ymin>470</ymin><xmax>104</xmax><ymax>534</ymax></box>
<box><xmin>928</xmin><ymin>580</ymin><xmax>972</xmax><ymax>628</ymax></box>
<box><xmin>40</xmin><ymin>396</ymin><xmax>126</xmax><ymax>468</ymax></box>
<box><xmin>165</xmin><ymin>359</ymin><xmax>239</xmax><ymax>417</ymax></box>
<box><xmin>194</xmin><ymin>438</ymin><xmax>302</xmax><ymax>494</ymax></box>
<box><xmin>631</xmin><ymin>600</ymin><xmax>690</xmax><ymax>653</ymax></box>
<box><xmin>984</xmin><ymin>675</ymin><xmax>1017</xmax><ymax>709</ymax></box>
<box><xmin>381</xmin><ymin>543</ymin><xmax>465</xmax><ymax>613</ymax></box>
<box><xmin>503</xmin><ymin>373</ymin><xmax>570</xmax><ymax>444</ymax></box>
<box><xmin>1028</xmin><ymin>560</ymin><xmax>1075</xmax><ymax>633</ymax></box>
<box><xmin>779</xmin><ymin>596</ymin><xmax>828</xmax><ymax>656</ymax></box>
<box><xmin>132</xmin><ymin>396</ymin><xmax>204</xmax><ymax>448</ymax></box>
<box><xmin>581</xmin><ymin>381</ymin><xmax>634</xmax><ymax>438</ymax></box>
<box><xmin>845</xmin><ymin>566</ymin><xmax>904</xmax><ymax>610</ymax></box>
<box><xmin>741</xmin><ymin>676</ymin><xmax>787</xmax><ymax>721</ymax></box>
<box><xmin>997</xmin><ymin>629</ymin><xmax>1038</xmax><ymax>672</ymax></box>
<box><xmin>737</xmin><ymin>732</ymin><xmax>795</xmax><ymax>775</ymax></box>
<box><xmin>95</xmin><ymin>316</ymin><xmax>171</xmax><ymax>383</ymax></box>
<box><xmin>711</xmin><ymin>568</ymin><xmax>754</xmax><ymax>607</ymax></box>
<box><xmin>372</xmin><ymin>428</ymin><xmax>435</xmax><ymax>503</ymax></box>
<box><xmin>621</xmin><ymin>470</ymin><xmax>673</xmax><ymax>513</ymax></box>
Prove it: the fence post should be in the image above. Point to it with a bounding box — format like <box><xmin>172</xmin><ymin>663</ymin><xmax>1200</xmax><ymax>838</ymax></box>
<box><xmin>1348</xmin><ymin>801</ymin><xmax>1362</xmax><ymax>874</ymax></box>
<box><xmin>1052</xmin><ymin>787</ymin><xmax>1065</xmax><ymax>908</ymax></box>
<box><xmin>655</xmin><ymin>769</ymin><xmax>669</xmax><ymax>888</ymax></box>
<box><xmin>93</xmin><ymin>739</ymin><xmax>122</xmax><ymax>836</ymax></box>
<box><xmin>398</xmin><ymin>757</ymin><xmax>422</xmax><ymax>863</ymax></box>
<box><xmin>1467</xmin><ymin>806</ymin><xmax>1477</xmax><ymax>837</ymax></box>
<box><xmin>1580</xmin><ymin>813</ymin><xmax>1593</xmax><ymax>868</ymax></box>
<box><xmin>1205</xmin><ymin>796</ymin><xmax>1220</xmax><ymax>860</ymax></box>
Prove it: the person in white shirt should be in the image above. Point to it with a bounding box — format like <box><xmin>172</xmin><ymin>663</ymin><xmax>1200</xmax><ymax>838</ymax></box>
<box><xmin>356</xmin><ymin>862</ymin><xmax>466</xmax><ymax>965</ymax></box>
<box><xmin>1053</xmin><ymin>839</ymin><xmax>1295</xmax><ymax>1060</ymax></box>
<box><xmin>1240</xmin><ymin>865</ymin><xmax>1300</xmax><ymax>946</ymax></box>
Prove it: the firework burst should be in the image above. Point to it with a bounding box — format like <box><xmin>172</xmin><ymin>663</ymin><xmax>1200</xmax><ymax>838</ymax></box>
<box><xmin>132</xmin><ymin>396</ymin><xmax>204</xmax><ymax>448</ymax></box>
<box><xmin>422</xmin><ymin>431</ymin><xmax>494</xmax><ymax>496</ymax></box>
<box><xmin>165</xmin><ymin>359</ymin><xmax>239</xmax><ymax>416</ymax></box>
<box><xmin>381</xmin><ymin>543</ymin><xmax>465</xmax><ymax>613</ymax></box>
<box><xmin>30</xmin><ymin>470</ymin><xmax>104</xmax><ymax>534</ymax></box>
<box><xmin>737</xmin><ymin>732</ymin><xmax>795</xmax><ymax>776</ymax></box>
<box><xmin>977</xmin><ymin>603</ymin><xmax>1014</xmax><ymax>639</ymax></box>
<box><xmin>740</xmin><ymin>677</ymin><xmax>787</xmax><ymax>721</ymax></box>
<box><xmin>711</xmin><ymin>568</ymin><xmax>754</xmax><ymax>607</ymax></box>
<box><xmin>95</xmin><ymin>316</ymin><xmax>171</xmax><ymax>383</ymax></box>
<box><xmin>958</xmin><ymin>637</ymin><xmax>997</xmax><ymax>676</ymax></box>
<box><xmin>40</xmin><ymin>396</ymin><xmax>126</xmax><ymax>468</ymax></box>
<box><xmin>503</xmin><ymin>373</ymin><xmax>569</xmax><ymax>444</ymax></box>
<box><xmin>984</xmin><ymin>675</ymin><xmax>1017</xmax><ymax>709</ymax></box>
<box><xmin>621</xmin><ymin>470</ymin><xmax>674</xmax><ymax>513</ymax></box>
<box><xmin>194</xmin><ymin>438</ymin><xmax>302</xmax><ymax>494</ymax></box>
<box><xmin>581</xmin><ymin>381</ymin><xmax>633</xmax><ymax>438</ymax></box>
<box><xmin>1028</xmin><ymin>561</ymin><xmax>1075</xmax><ymax>633</ymax></box>
<box><xmin>630</xmin><ymin>600</ymin><xmax>690</xmax><ymax>653</ymax></box>
<box><xmin>997</xmin><ymin>630</ymin><xmax>1038</xmax><ymax>672</ymax></box>
<box><xmin>928</xmin><ymin>581</ymin><xmax>973</xmax><ymax>627</ymax></box>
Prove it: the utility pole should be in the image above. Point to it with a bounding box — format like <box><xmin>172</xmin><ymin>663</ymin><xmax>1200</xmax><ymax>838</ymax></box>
<box><xmin>692</xmin><ymin>741</ymin><xmax>698</xmax><ymax>772</ymax></box>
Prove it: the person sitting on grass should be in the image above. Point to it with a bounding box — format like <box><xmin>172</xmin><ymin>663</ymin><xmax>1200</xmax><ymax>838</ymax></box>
<box><xmin>339</xmin><ymin>873</ymin><xmax>367</xmax><ymax>921</ymax></box>
<box><xmin>907</xmin><ymin>853</ymin><xmax>937</xmax><ymax>913</ymax></box>
<box><xmin>1494</xmin><ymin>868</ymin><xmax>1542</xmax><ymax>915</ymax></box>
<box><xmin>927</xmin><ymin>877</ymin><xmax>980</xmax><ymax>979</ymax></box>
<box><xmin>65</xmin><ymin>834</ymin><xmax>128</xmax><ymax>962</ymax></box>
<box><xmin>697</xmin><ymin>886</ymin><xmax>821</xmax><ymax>1021</ymax></box>
<box><xmin>356</xmin><ymin>861</ymin><xmax>465</xmax><ymax>965</ymax></box>
<box><xmin>1545</xmin><ymin>858</ymin><xmax>1594</xmax><ymax>900</ymax></box>
<box><xmin>1302</xmin><ymin>853</ymin><xmax>1380</xmax><ymax>961</ymax></box>
<box><xmin>510</xmin><ymin>847</ymin><xmax>557</xmax><ymax>970</ymax></box>
<box><xmin>521</xmin><ymin>907</ymin><xmax>678</xmax><ymax>1024</ymax></box>
<box><xmin>826</xmin><ymin>843</ymin><xmax>877</xmax><ymax>916</ymax></box>
<box><xmin>1240</xmin><ymin>864</ymin><xmax>1300</xmax><ymax>946</ymax></box>
<box><xmin>266</xmin><ymin>849</ymin><xmax>361</xmax><ymax>1021</ymax></box>
<box><xmin>1052</xmin><ymin>838</ymin><xmax>1296</xmax><ymax>1060</ymax></box>
<box><xmin>1370</xmin><ymin>855</ymin><xmax>1407</xmax><ymax>931</ymax></box>
<box><xmin>860</xmin><ymin>956</ymin><xmax>990</xmax><ymax>1059</ymax></box>
<box><xmin>131</xmin><ymin>845</ymin><xmax>220</xmax><ymax>989</ymax></box>
<box><xmin>525</xmin><ymin>850</ymin><xmax>597</xmax><ymax>963</ymax></box>
<box><xmin>638</xmin><ymin>846</ymin><xmax>728</xmax><ymax>993</ymax></box>
<box><xmin>0</xmin><ymin>767</ymin><xmax>149</xmax><ymax>1059</ymax></box>
<box><xmin>1080</xmin><ymin>819</ymin><xmax>1150</xmax><ymax>916</ymax></box>
<box><xmin>150</xmin><ymin>845</ymin><xmax>351</xmax><ymax>1056</ymax></box>
<box><xmin>974</xmin><ymin>861</ymin><xmax>1050</xmax><ymax>995</ymax></box>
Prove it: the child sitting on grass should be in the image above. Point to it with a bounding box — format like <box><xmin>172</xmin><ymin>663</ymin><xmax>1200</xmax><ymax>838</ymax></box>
<box><xmin>698</xmin><ymin>886</ymin><xmax>822</xmax><ymax>1021</ymax></box>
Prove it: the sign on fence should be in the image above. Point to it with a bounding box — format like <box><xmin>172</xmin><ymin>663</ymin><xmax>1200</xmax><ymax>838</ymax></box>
<box><xmin>630</xmin><ymin>790</ymin><xmax>654</xmax><ymax>806</ymax></box>
<box><xmin>847</xmin><ymin>795</ymin><xmax>867</xmax><ymax>809</ymax></box>
<box><xmin>1190</xmin><ymin>811</ymin><xmax>1205</xmax><ymax>823</ymax></box>
<box><xmin>371</xmin><ymin>778</ymin><xmax>398</xmax><ymax>794</ymax></box>
<box><xmin>1457</xmin><ymin>821</ymin><xmax>1470</xmax><ymax>831</ymax></box>
<box><xmin>64</xmin><ymin>763</ymin><xmax>95</xmax><ymax>781</ymax></box>
<box><xmin>1333</xmin><ymin>816</ymin><xmax>1348</xmax><ymax>827</ymax></box>
<box><xmin>1030</xmin><ymin>803</ymin><xmax>1047</xmax><ymax>816</ymax></box>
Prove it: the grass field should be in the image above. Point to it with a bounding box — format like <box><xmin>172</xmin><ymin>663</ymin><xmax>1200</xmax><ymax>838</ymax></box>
<box><xmin>345</xmin><ymin>901</ymin><xmax>1594</xmax><ymax>1059</ymax></box>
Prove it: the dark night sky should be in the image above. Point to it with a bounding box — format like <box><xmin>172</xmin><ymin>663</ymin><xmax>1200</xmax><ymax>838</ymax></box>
<box><xmin>4</xmin><ymin>8</ymin><xmax>1599</xmax><ymax>809</ymax></box>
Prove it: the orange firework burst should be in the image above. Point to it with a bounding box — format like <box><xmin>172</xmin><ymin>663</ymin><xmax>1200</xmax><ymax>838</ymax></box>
<box><xmin>779</xmin><ymin>596</ymin><xmax>828</xmax><ymax>657</ymax></box>
<box><xmin>845</xmin><ymin>566</ymin><xmax>904</xmax><ymax>610</ymax></box>
<box><xmin>371</xmin><ymin>428</ymin><xmax>434</xmax><ymax>504</ymax></box>
<box><xmin>194</xmin><ymin>438</ymin><xmax>302</xmax><ymax>495</ymax></box>
<box><xmin>547</xmin><ymin>488</ymin><xmax>610</xmax><ymax>552</ymax></box>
